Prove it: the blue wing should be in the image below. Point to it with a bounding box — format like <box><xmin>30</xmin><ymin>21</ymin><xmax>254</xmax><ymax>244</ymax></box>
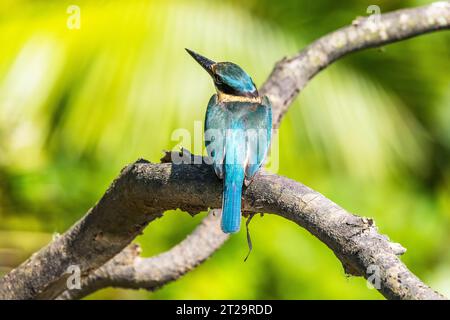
<box><xmin>205</xmin><ymin>95</ymin><xmax>272</xmax><ymax>182</ymax></box>
<box><xmin>204</xmin><ymin>94</ymin><xmax>227</xmax><ymax>179</ymax></box>
<box><xmin>243</xmin><ymin>96</ymin><xmax>272</xmax><ymax>183</ymax></box>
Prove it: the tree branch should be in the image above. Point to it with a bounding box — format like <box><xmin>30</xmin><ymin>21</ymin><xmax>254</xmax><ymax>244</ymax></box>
<box><xmin>57</xmin><ymin>210</ymin><xmax>228</xmax><ymax>300</ymax></box>
<box><xmin>261</xmin><ymin>1</ymin><xmax>450</xmax><ymax>126</ymax></box>
<box><xmin>0</xmin><ymin>158</ymin><xmax>446</xmax><ymax>299</ymax></box>
<box><xmin>0</xmin><ymin>2</ymin><xmax>449</xmax><ymax>300</ymax></box>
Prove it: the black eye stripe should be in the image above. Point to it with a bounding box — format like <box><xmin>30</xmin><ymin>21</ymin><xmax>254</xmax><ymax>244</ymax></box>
<box><xmin>216</xmin><ymin>82</ymin><xmax>238</xmax><ymax>95</ymax></box>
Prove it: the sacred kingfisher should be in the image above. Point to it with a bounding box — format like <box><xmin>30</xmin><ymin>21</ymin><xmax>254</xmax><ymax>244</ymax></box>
<box><xmin>186</xmin><ymin>49</ymin><xmax>272</xmax><ymax>234</ymax></box>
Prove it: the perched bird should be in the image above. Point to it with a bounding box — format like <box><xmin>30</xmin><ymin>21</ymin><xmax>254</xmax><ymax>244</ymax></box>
<box><xmin>186</xmin><ymin>49</ymin><xmax>272</xmax><ymax>234</ymax></box>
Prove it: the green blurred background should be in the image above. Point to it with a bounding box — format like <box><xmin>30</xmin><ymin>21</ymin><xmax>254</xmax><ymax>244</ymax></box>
<box><xmin>0</xmin><ymin>0</ymin><xmax>449</xmax><ymax>299</ymax></box>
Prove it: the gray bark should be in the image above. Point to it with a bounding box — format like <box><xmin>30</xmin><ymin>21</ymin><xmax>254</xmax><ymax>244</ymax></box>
<box><xmin>57</xmin><ymin>211</ymin><xmax>227</xmax><ymax>300</ymax></box>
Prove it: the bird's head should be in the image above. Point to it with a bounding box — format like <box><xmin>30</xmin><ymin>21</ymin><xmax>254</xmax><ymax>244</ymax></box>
<box><xmin>186</xmin><ymin>48</ymin><xmax>258</xmax><ymax>98</ymax></box>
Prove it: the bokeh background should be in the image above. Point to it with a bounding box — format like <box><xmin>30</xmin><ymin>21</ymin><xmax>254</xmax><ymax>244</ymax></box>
<box><xmin>0</xmin><ymin>0</ymin><xmax>449</xmax><ymax>299</ymax></box>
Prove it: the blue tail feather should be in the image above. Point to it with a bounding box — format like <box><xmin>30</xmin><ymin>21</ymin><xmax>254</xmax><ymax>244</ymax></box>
<box><xmin>221</xmin><ymin>164</ymin><xmax>245</xmax><ymax>233</ymax></box>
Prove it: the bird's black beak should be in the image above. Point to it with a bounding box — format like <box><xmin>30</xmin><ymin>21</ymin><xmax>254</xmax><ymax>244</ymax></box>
<box><xmin>185</xmin><ymin>48</ymin><xmax>215</xmax><ymax>75</ymax></box>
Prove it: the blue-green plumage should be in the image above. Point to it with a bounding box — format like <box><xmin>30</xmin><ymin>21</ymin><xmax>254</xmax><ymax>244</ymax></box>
<box><xmin>187</xmin><ymin>49</ymin><xmax>272</xmax><ymax>234</ymax></box>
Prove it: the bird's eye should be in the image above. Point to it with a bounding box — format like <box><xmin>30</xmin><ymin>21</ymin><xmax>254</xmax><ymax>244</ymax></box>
<box><xmin>214</xmin><ymin>76</ymin><xmax>222</xmax><ymax>85</ymax></box>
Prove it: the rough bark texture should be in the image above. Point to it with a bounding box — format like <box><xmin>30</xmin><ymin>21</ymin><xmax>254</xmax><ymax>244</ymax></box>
<box><xmin>261</xmin><ymin>1</ymin><xmax>450</xmax><ymax>126</ymax></box>
<box><xmin>0</xmin><ymin>157</ymin><xmax>446</xmax><ymax>300</ymax></box>
<box><xmin>57</xmin><ymin>211</ymin><xmax>227</xmax><ymax>300</ymax></box>
<box><xmin>0</xmin><ymin>2</ymin><xmax>449</xmax><ymax>300</ymax></box>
